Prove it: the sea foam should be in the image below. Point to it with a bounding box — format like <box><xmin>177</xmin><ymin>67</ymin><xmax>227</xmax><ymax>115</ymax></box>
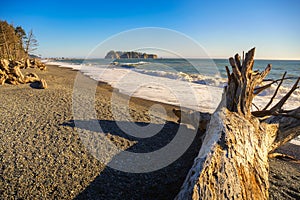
<box><xmin>46</xmin><ymin>60</ymin><xmax>299</xmax><ymax>112</ymax></box>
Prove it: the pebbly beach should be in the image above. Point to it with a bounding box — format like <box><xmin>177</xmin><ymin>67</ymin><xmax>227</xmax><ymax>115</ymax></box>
<box><xmin>0</xmin><ymin>64</ymin><xmax>299</xmax><ymax>199</ymax></box>
<box><xmin>0</xmin><ymin>64</ymin><xmax>202</xmax><ymax>199</ymax></box>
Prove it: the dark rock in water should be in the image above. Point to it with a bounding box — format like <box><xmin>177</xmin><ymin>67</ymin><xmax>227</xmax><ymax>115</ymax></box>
<box><xmin>111</xmin><ymin>61</ymin><xmax>146</xmax><ymax>69</ymax></box>
<box><xmin>192</xmin><ymin>80</ymin><xmax>207</xmax><ymax>85</ymax></box>
<box><xmin>119</xmin><ymin>64</ymin><xmax>135</xmax><ymax>69</ymax></box>
<box><xmin>105</xmin><ymin>50</ymin><xmax>157</xmax><ymax>59</ymax></box>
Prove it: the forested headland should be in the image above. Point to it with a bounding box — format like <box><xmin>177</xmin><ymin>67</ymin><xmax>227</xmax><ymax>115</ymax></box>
<box><xmin>0</xmin><ymin>20</ymin><xmax>38</xmax><ymax>60</ymax></box>
<box><xmin>0</xmin><ymin>20</ymin><xmax>46</xmax><ymax>88</ymax></box>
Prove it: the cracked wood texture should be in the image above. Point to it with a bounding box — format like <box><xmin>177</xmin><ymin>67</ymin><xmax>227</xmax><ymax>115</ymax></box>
<box><xmin>176</xmin><ymin>48</ymin><xmax>300</xmax><ymax>200</ymax></box>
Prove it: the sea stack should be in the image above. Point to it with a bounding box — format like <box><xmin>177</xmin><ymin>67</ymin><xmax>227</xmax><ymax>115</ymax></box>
<box><xmin>104</xmin><ymin>50</ymin><xmax>158</xmax><ymax>59</ymax></box>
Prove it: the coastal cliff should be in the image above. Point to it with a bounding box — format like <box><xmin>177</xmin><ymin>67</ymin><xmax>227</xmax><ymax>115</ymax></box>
<box><xmin>105</xmin><ymin>50</ymin><xmax>158</xmax><ymax>59</ymax></box>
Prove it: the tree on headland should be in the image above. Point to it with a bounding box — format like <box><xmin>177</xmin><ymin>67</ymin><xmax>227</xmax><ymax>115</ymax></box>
<box><xmin>15</xmin><ymin>26</ymin><xmax>26</xmax><ymax>42</ymax></box>
<box><xmin>24</xmin><ymin>29</ymin><xmax>38</xmax><ymax>54</ymax></box>
<box><xmin>176</xmin><ymin>48</ymin><xmax>300</xmax><ymax>199</ymax></box>
<box><xmin>15</xmin><ymin>26</ymin><xmax>26</xmax><ymax>49</ymax></box>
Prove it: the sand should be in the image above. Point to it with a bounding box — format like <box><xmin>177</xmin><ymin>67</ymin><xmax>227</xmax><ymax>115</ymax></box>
<box><xmin>0</xmin><ymin>65</ymin><xmax>299</xmax><ymax>199</ymax></box>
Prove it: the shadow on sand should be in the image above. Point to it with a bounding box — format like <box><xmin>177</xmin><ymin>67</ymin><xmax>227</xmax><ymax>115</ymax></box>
<box><xmin>62</xmin><ymin>119</ymin><xmax>205</xmax><ymax>200</ymax></box>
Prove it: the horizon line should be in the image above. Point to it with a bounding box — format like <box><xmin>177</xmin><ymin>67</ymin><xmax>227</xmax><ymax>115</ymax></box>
<box><xmin>43</xmin><ymin>56</ymin><xmax>300</xmax><ymax>61</ymax></box>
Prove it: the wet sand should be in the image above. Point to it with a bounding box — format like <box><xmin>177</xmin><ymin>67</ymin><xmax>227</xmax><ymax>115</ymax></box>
<box><xmin>0</xmin><ymin>65</ymin><xmax>299</xmax><ymax>199</ymax></box>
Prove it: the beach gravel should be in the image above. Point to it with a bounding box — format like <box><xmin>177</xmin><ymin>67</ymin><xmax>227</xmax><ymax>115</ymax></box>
<box><xmin>0</xmin><ymin>65</ymin><xmax>299</xmax><ymax>199</ymax></box>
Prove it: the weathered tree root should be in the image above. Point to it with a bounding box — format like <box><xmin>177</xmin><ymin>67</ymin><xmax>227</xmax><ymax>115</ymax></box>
<box><xmin>0</xmin><ymin>58</ymin><xmax>47</xmax><ymax>89</ymax></box>
<box><xmin>176</xmin><ymin>48</ymin><xmax>300</xmax><ymax>200</ymax></box>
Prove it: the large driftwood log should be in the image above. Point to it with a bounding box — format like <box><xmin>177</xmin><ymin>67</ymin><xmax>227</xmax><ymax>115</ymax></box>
<box><xmin>176</xmin><ymin>48</ymin><xmax>300</xmax><ymax>200</ymax></box>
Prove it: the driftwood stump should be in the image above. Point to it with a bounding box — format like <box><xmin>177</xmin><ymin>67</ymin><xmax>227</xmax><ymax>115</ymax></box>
<box><xmin>176</xmin><ymin>48</ymin><xmax>300</xmax><ymax>200</ymax></box>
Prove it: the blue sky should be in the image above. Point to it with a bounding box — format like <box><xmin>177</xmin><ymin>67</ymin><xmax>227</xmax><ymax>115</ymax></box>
<box><xmin>1</xmin><ymin>0</ymin><xmax>299</xmax><ymax>59</ymax></box>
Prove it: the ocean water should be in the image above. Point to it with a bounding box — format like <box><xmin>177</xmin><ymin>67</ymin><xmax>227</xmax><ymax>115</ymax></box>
<box><xmin>46</xmin><ymin>58</ymin><xmax>300</xmax><ymax>113</ymax></box>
